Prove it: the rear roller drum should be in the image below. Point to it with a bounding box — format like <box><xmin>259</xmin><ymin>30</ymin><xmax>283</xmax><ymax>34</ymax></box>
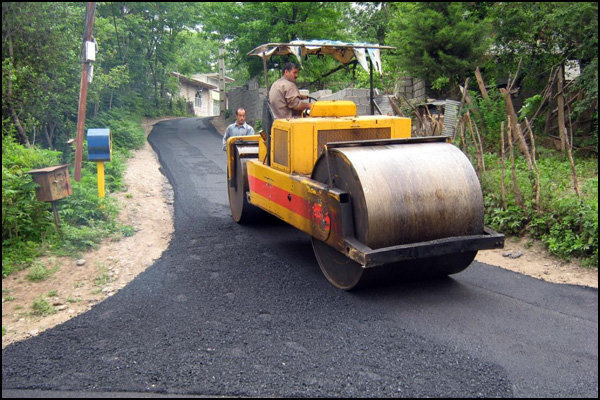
<box><xmin>228</xmin><ymin>145</ymin><xmax>261</xmax><ymax>224</ymax></box>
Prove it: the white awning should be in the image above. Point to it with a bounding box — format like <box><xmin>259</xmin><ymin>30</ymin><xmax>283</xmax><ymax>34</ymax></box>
<box><xmin>247</xmin><ymin>40</ymin><xmax>395</xmax><ymax>75</ymax></box>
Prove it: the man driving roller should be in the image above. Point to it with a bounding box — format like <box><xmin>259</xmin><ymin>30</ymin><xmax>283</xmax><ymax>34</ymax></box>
<box><xmin>268</xmin><ymin>62</ymin><xmax>312</xmax><ymax>119</ymax></box>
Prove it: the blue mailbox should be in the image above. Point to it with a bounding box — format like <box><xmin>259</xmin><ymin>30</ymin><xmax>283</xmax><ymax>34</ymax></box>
<box><xmin>87</xmin><ymin>128</ymin><xmax>112</xmax><ymax>162</ymax></box>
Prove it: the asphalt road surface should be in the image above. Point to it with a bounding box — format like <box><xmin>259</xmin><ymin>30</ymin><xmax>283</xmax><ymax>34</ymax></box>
<box><xmin>2</xmin><ymin>118</ymin><xmax>597</xmax><ymax>398</ymax></box>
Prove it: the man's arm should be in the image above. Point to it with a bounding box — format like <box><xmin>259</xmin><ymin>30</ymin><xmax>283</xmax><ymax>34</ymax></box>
<box><xmin>283</xmin><ymin>82</ymin><xmax>311</xmax><ymax>114</ymax></box>
<box><xmin>284</xmin><ymin>83</ymin><xmax>303</xmax><ymax>111</ymax></box>
<box><xmin>222</xmin><ymin>125</ymin><xmax>231</xmax><ymax>151</ymax></box>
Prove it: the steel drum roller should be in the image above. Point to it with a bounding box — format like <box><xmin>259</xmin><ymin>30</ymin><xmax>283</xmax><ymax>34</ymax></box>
<box><xmin>228</xmin><ymin>145</ymin><xmax>261</xmax><ymax>223</ymax></box>
<box><xmin>311</xmin><ymin>142</ymin><xmax>484</xmax><ymax>289</ymax></box>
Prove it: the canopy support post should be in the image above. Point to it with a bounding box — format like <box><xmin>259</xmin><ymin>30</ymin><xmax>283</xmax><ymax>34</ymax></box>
<box><xmin>262</xmin><ymin>52</ymin><xmax>268</xmax><ymax>88</ymax></box>
<box><xmin>369</xmin><ymin>58</ymin><xmax>374</xmax><ymax>115</ymax></box>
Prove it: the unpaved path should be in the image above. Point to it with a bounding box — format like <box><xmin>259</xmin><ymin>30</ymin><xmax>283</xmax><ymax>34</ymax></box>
<box><xmin>2</xmin><ymin>116</ymin><xmax>596</xmax><ymax>349</ymax></box>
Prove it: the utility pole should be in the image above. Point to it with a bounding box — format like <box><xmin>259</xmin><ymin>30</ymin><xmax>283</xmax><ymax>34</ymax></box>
<box><xmin>74</xmin><ymin>2</ymin><xmax>96</xmax><ymax>182</ymax></box>
<box><xmin>218</xmin><ymin>46</ymin><xmax>226</xmax><ymax>114</ymax></box>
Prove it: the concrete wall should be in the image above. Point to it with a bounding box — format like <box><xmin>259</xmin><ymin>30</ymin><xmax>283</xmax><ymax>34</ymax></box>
<box><xmin>227</xmin><ymin>86</ymin><xmax>267</xmax><ymax>126</ymax></box>
<box><xmin>395</xmin><ymin>77</ymin><xmax>427</xmax><ymax>102</ymax></box>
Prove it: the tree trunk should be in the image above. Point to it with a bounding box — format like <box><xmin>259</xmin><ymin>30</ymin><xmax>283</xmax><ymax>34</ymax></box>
<box><xmin>524</xmin><ymin>118</ymin><xmax>541</xmax><ymax>211</ymax></box>
<box><xmin>500</xmin><ymin>88</ymin><xmax>532</xmax><ymax>169</ymax></box>
<box><xmin>459</xmin><ymin>83</ymin><xmax>488</xmax><ymax>135</ymax></box>
<box><xmin>7</xmin><ymin>101</ymin><xmax>31</xmax><ymax>147</ymax></box>
<box><xmin>453</xmin><ymin>78</ymin><xmax>470</xmax><ymax>141</ymax></box>
<box><xmin>507</xmin><ymin>120</ymin><xmax>523</xmax><ymax>207</ymax></box>
<box><xmin>465</xmin><ymin>111</ymin><xmax>484</xmax><ymax>173</ymax></box>
<box><xmin>565</xmin><ymin>101</ymin><xmax>581</xmax><ymax>198</ymax></box>
<box><xmin>43</xmin><ymin>124</ymin><xmax>53</xmax><ymax>149</ymax></box>
<box><xmin>475</xmin><ymin>67</ymin><xmax>488</xmax><ymax>100</ymax></box>
<box><xmin>556</xmin><ymin>65</ymin><xmax>568</xmax><ymax>153</ymax></box>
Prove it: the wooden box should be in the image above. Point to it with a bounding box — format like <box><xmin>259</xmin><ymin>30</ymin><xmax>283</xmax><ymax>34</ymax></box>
<box><xmin>26</xmin><ymin>164</ymin><xmax>73</xmax><ymax>202</ymax></box>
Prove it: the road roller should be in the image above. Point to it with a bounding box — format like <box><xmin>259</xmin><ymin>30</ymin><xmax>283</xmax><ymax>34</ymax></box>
<box><xmin>226</xmin><ymin>100</ymin><xmax>504</xmax><ymax>290</ymax></box>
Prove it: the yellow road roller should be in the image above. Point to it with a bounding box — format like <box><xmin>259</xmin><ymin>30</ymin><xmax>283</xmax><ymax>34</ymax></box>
<box><xmin>226</xmin><ymin>100</ymin><xmax>504</xmax><ymax>290</ymax></box>
<box><xmin>226</xmin><ymin>40</ymin><xmax>504</xmax><ymax>290</ymax></box>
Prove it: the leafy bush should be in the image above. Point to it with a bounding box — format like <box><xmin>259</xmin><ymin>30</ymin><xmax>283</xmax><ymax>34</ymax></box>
<box><xmin>87</xmin><ymin>109</ymin><xmax>146</xmax><ymax>152</ymax></box>
<box><xmin>254</xmin><ymin>119</ymin><xmax>263</xmax><ymax>132</ymax></box>
<box><xmin>485</xmin><ymin>203</ymin><xmax>527</xmax><ymax>234</ymax></box>
<box><xmin>480</xmin><ymin>151</ymin><xmax>598</xmax><ymax>267</ymax></box>
<box><xmin>467</xmin><ymin>87</ymin><xmax>508</xmax><ymax>153</ymax></box>
<box><xmin>57</xmin><ymin>222</ymin><xmax>115</xmax><ymax>255</ymax></box>
<box><xmin>2</xmin><ymin>134</ymin><xmax>63</xmax><ymax>275</ymax></box>
<box><xmin>58</xmin><ymin>175</ymin><xmax>120</xmax><ymax>227</ymax></box>
<box><xmin>2</xmin><ymin>110</ymin><xmax>144</xmax><ymax>277</ymax></box>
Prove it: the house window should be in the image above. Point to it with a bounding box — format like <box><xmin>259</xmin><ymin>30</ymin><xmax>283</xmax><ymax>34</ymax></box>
<box><xmin>195</xmin><ymin>88</ymin><xmax>202</xmax><ymax>108</ymax></box>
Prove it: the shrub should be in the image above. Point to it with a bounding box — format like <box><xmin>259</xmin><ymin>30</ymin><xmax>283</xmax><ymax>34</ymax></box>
<box><xmin>466</xmin><ymin>87</ymin><xmax>507</xmax><ymax>152</ymax></box>
<box><xmin>2</xmin><ymin>109</ymin><xmax>142</xmax><ymax>277</ymax></box>
<box><xmin>2</xmin><ymin>135</ymin><xmax>63</xmax><ymax>276</ymax></box>
<box><xmin>480</xmin><ymin>150</ymin><xmax>598</xmax><ymax>267</ymax></box>
<box><xmin>87</xmin><ymin>108</ymin><xmax>146</xmax><ymax>152</ymax></box>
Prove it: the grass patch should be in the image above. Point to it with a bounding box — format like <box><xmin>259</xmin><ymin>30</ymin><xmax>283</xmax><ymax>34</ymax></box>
<box><xmin>31</xmin><ymin>297</ymin><xmax>56</xmax><ymax>316</ymax></box>
<box><xmin>25</xmin><ymin>262</ymin><xmax>59</xmax><ymax>282</ymax></box>
<box><xmin>121</xmin><ymin>225</ymin><xmax>136</xmax><ymax>237</ymax></box>
<box><xmin>94</xmin><ymin>262</ymin><xmax>113</xmax><ymax>287</ymax></box>
<box><xmin>66</xmin><ymin>297</ymin><xmax>82</xmax><ymax>303</ymax></box>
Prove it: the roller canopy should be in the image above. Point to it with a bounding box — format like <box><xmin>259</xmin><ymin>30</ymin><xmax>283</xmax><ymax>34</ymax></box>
<box><xmin>247</xmin><ymin>40</ymin><xmax>395</xmax><ymax>75</ymax></box>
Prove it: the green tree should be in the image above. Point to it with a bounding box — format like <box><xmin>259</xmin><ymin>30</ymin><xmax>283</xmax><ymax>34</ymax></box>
<box><xmin>386</xmin><ymin>2</ymin><xmax>493</xmax><ymax>97</ymax></box>
<box><xmin>2</xmin><ymin>2</ymin><xmax>81</xmax><ymax>150</ymax></box>
<box><xmin>93</xmin><ymin>2</ymin><xmax>203</xmax><ymax>115</ymax></box>
<box><xmin>347</xmin><ymin>2</ymin><xmax>392</xmax><ymax>44</ymax></box>
<box><xmin>172</xmin><ymin>31</ymin><xmax>220</xmax><ymax>77</ymax></box>
<box><xmin>489</xmin><ymin>2</ymin><xmax>598</xmax><ymax>147</ymax></box>
<box><xmin>197</xmin><ymin>2</ymin><xmax>352</xmax><ymax>83</ymax></box>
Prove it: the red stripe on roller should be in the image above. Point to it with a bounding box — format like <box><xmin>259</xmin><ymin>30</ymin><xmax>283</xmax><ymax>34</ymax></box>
<box><xmin>248</xmin><ymin>175</ymin><xmax>312</xmax><ymax>220</ymax></box>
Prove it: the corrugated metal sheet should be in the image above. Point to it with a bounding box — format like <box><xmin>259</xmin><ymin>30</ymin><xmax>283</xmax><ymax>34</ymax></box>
<box><xmin>442</xmin><ymin>100</ymin><xmax>460</xmax><ymax>137</ymax></box>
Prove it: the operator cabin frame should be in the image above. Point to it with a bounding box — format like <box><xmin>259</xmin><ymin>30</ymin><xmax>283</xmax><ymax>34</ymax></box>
<box><xmin>247</xmin><ymin>40</ymin><xmax>396</xmax><ymax>116</ymax></box>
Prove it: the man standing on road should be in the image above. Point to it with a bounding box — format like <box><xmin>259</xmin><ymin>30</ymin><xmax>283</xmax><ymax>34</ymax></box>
<box><xmin>268</xmin><ymin>62</ymin><xmax>312</xmax><ymax>119</ymax></box>
<box><xmin>222</xmin><ymin>108</ymin><xmax>255</xmax><ymax>151</ymax></box>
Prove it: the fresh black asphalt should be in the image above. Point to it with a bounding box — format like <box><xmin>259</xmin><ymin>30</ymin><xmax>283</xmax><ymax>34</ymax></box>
<box><xmin>2</xmin><ymin>117</ymin><xmax>598</xmax><ymax>397</ymax></box>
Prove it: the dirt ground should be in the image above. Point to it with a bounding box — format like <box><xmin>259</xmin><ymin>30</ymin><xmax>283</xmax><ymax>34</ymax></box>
<box><xmin>2</xmin><ymin>116</ymin><xmax>597</xmax><ymax>349</ymax></box>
